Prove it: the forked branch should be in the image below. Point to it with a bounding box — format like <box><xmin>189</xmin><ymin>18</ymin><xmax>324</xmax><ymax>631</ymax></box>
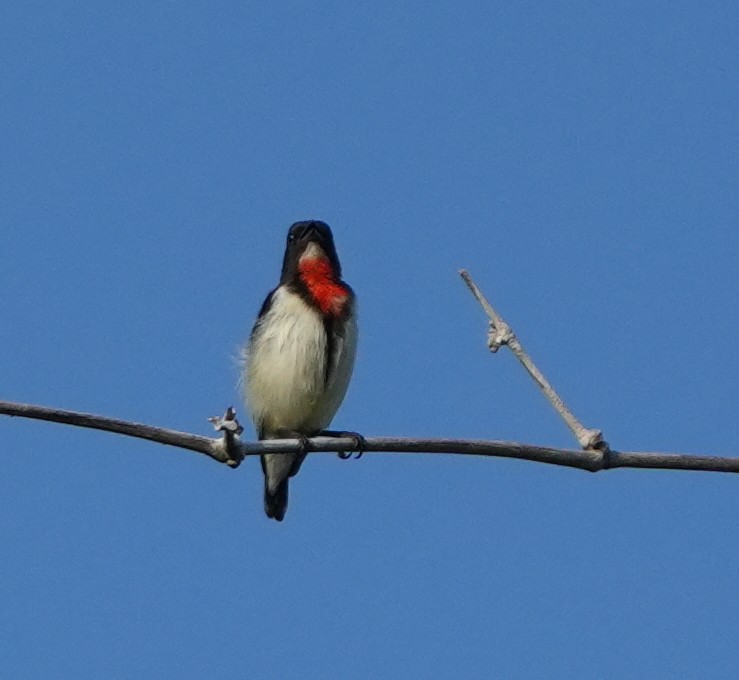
<box><xmin>460</xmin><ymin>269</ymin><xmax>608</xmax><ymax>454</ymax></box>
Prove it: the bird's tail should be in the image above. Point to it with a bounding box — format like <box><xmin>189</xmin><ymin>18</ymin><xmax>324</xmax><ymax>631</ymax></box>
<box><xmin>264</xmin><ymin>478</ymin><xmax>288</xmax><ymax>522</ymax></box>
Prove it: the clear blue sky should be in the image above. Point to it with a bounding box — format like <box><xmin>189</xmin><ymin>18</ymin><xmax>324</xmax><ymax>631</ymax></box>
<box><xmin>1</xmin><ymin>2</ymin><xmax>738</xmax><ymax>678</ymax></box>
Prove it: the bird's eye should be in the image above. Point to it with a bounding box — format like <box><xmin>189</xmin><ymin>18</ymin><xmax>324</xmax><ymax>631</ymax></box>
<box><xmin>288</xmin><ymin>233</ymin><xmax>295</xmax><ymax>243</ymax></box>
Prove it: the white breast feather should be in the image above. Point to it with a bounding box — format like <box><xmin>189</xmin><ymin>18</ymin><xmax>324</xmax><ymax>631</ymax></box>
<box><xmin>244</xmin><ymin>287</ymin><xmax>357</xmax><ymax>436</ymax></box>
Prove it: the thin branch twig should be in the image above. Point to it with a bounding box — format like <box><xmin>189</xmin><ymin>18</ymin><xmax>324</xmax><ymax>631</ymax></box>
<box><xmin>0</xmin><ymin>400</ymin><xmax>224</xmax><ymax>460</ymax></box>
<box><xmin>459</xmin><ymin>270</ymin><xmax>608</xmax><ymax>454</ymax></box>
<box><xmin>1</xmin><ymin>400</ymin><xmax>738</xmax><ymax>474</ymax></box>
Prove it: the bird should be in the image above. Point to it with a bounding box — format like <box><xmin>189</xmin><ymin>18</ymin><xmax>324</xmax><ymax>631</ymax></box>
<box><xmin>243</xmin><ymin>221</ymin><xmax>359</xmax><ymax>521</ymax></box>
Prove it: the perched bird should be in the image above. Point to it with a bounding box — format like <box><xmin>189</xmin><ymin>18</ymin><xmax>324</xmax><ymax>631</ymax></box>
<box><xmin>243</xmin><ymin>221</ymin><xmax>359</xmax><ymax>521</ymax></box>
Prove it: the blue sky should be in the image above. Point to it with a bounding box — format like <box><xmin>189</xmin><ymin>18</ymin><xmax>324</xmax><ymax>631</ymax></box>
<box><xmin>1</xmin><ymin>1</ymin><xmax>738</xmax><ymax>678</ymax></box>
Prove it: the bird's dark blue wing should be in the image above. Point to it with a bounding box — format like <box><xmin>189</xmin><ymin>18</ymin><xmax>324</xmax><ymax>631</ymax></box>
<box><xmin>250</xmin><ymin>289</ymin><xmax>276</xmax><ymax>341</ymax></box>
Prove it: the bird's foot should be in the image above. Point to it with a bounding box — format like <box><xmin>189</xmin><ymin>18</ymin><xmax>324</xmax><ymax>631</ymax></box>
<box><xmin>319</xmin><ymin>430</ymin><xmax>366</xmax><ymax>460</ymax></box>
<box><xmin>273</xmin><ymin>429</ymin><xmax>311</xmax><ymax>455</ymax></box>
<box><xmin>297</xmin><ymin>433</ymin><xmax>310</xmax><ymax>455</ymax></box>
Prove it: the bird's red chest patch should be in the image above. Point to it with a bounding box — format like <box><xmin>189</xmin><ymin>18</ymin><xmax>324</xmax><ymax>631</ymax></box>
<box><xmin>299</xmin><ymin>257</ymin><xmax>349</xmax><ymax>316</ymax></box>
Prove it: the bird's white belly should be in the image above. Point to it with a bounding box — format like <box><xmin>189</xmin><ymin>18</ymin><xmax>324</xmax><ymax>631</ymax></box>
<box><xmin>245</xmin><ymin>289</ymin><xmax>330</xmax><ymax>435</ymax></box>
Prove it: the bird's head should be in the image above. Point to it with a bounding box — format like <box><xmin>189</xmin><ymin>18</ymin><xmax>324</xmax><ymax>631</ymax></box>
<box><xmin>281</xmin><ymin>220</ymin><xmax>342</xmax><ymax>283</ymax></box>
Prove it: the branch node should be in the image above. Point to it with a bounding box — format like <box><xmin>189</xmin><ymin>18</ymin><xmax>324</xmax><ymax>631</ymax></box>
<box><xmin>208</xmin><ymin>406</ymin><xmax>244</xmax><ymax>468</ymax></box>
<box><xmin>487</xmin><ymin>320</ymin><xmax>513</xmax><ymax>352</ymax></box>
<box><xmin>578</xmin><ymin>427</ymin><xmax>604</xmax><ymax>451</ymax></box>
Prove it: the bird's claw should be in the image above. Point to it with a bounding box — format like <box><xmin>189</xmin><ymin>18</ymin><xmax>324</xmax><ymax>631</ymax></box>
<box><xmin>297</xmin><ymin>434</ymin><xmax>310</xmax><ymax>455</ymax></box>
<box><xmin>272</xmin><ymin>429</ymin><xmax>311</xmax><ymax>455</ymax></box>
<box><xmin>318</xmin><ymin>429</ymin><xmax>366</xmax><ymax>459</ymax></box>
<box><xmin>336</xmin><ymin>431</ymin><xmax>366</xmax><ymax>460</ymax></box>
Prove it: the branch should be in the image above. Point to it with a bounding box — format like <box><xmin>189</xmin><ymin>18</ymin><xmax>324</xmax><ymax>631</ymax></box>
<box><xmin>0</xmin><ymin>400</ymin><xmax>223</xmax><ymax>460</ymax></box>
<box><xmin>460</xmin><ymin>270</ymin><xmax>608</xmax><ymax>453</ymax></box>
<box><xmin>1</xmin><ymin>401</ymin><xmax>738</xmax><ymax>474</ymax></box>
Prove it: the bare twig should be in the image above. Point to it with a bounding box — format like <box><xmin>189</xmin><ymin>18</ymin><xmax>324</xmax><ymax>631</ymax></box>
<box><xmin>459</xmin><ymin>270</ymin><xmax>608</xmax><ymax>454</ymax></box>
<box><xmin>1</xmin><ymin>400</ymin><xmax>738</xmax><ymax>474</ymax></box>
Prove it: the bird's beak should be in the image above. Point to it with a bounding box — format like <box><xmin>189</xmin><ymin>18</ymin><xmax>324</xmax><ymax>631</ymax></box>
<box><xmin>299</xmin><ymin>224</ymin><xmax>322</xmax><ymax>244</ymax></box>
